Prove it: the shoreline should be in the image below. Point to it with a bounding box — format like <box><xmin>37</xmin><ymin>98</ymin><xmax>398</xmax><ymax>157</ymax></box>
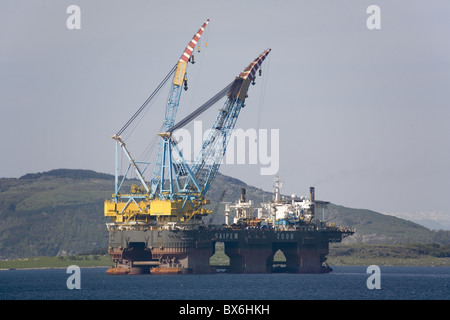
<box><xmin>0</xmin><ymin>265</ymin><xmax>111</xmax><ymax>271</ymax></box>
<box><xmin>2</xmin><ymin>264</ymin><xmax>449</xmax><ymax>272</ymax></box>
<box><xmin>2</xmin><ymin>244</ymin><xmax>449</xmax><ymax>270</ymax></box>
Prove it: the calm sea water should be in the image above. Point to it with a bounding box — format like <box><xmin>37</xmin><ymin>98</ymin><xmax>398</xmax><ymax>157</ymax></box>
<box><xmin>0</xmin><ymin>266</ymin><xmax>448</xmax><ymax>300</ymax></box>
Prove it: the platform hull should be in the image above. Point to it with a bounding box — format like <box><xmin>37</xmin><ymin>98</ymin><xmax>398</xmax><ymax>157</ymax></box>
<box><xmin>216</xmin><ymin>228</ymin><xmax>337</xmax><ymax>274</ymax></box>
<box><xmin>107</xmin><ymin>227</ymin><xmax>215</xmax><ymax>274</ymax></box>
<box><xmin>107</xmin><ymin>226</ymin><xmax>349</xmax><ymax>274</ymax></box>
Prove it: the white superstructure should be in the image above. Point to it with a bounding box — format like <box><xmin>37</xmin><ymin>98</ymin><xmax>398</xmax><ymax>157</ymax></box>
<box><xmin>227</xmin><ymin>176</ymin><xmax>320</xmax><ymax>228</ymax></box>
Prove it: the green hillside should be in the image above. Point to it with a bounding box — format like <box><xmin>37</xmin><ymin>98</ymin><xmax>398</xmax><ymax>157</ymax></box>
<box><xmin>0</xmin><ymin>169</ymin><xmax>448</xmax><ymax>260</ymax></box>
<box><xmin>323</xmin><ymin>204</ymin><xmax>444</xmax><ymax>244</ymax></box>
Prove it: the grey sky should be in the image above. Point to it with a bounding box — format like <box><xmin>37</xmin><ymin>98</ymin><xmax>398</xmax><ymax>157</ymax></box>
<box><xmin>1</xmin><ymin>1</ymin><xmax>449</xmax><ymax>223</ymax></box>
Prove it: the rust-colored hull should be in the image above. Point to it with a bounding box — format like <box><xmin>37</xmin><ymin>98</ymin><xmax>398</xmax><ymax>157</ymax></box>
<box><xmin>106</xmin><ymin>227</ymin><xmax>352</xmax><ymax>275</ymax></box>
<box><xmin>150</xmin><ymin>267</ymin><xmax>187</xmax><ymax>275</ymax></box>
<box><xmin>106</xmin><ymin>267</ymin><xmax>130</xmax><ymax>275</ymax></box>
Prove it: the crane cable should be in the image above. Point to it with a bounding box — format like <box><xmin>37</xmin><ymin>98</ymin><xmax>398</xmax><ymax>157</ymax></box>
<box><xmin>116</xmin><ymin>64</ymin><xmax>177</xmax><ymax>136</ymax></box>
<box><xmin>256</xmin><ymin>53</ymin><xmax>271</xmax><ymax>132</ymax></box>
<box><xmin>168</xmin><ymin>81</ymin><xmax>234</xmax><ymax>134</ymax></box>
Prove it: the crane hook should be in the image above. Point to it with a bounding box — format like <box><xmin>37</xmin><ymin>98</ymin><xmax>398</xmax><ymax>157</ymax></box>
<box><xmin>183</xmin><ymin>74</ymin><xmax>188</xmax><ymax>91</ymax></box>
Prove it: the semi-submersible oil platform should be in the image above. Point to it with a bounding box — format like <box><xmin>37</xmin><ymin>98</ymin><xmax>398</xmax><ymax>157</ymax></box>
<box><xmin>104</xmin><ymin>19</ymin><xmax>354</xmax><ymax>275</ymax></box>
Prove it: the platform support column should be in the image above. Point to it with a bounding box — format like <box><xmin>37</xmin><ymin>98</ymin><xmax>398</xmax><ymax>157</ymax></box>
<box><xmin>225</xmin><ymin>243</ymin><xmax>274</xmax><ymax>273</ymax></box>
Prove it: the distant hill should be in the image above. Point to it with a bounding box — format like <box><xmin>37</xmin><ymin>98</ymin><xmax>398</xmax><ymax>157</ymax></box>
<box><xmin>383</xmin><ymin>211</ymin><xmax>450</xmax><ymax>231</ymax></box>
<box><xmin>323</xmin><ymin>204</ymin><xmax>448</xmax><ymax>244</ymax></box>
<box><xmin>18</xmin><ymin>168</ymin><xmax>115</xmax><ymax>181</ymax></box>
<box><xmin>0</xmin><ymin>169</ymin><xmax>448</xmax><ymax>260</ymax></box>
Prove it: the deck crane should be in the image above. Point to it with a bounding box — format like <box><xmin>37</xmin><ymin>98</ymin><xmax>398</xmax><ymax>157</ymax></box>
<box><xmin>106</xmin><ymin>19</ymin><xmax>209</xmax><ymax>223</ymax></box>
<box><xmin>104</xmin><ymin>20</ymin><xmax>271</xmax><ymax>228</ymax></box>
<box><xmin>147</xmin><ymin>48</ymin><xmax>271</xmax><ymax>225</ymax></box>
<box><xmin>150</xmin><ymin>19</ymin><xmax>210</xmax><ymax>200</ymax></box>
<box><xmin>181</xmin><ymin>48</ymin><xmax>271</xmax><ymax>197</ymax></box>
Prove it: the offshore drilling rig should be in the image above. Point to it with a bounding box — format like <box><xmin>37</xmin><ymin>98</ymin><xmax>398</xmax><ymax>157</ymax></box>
<box><xmin>104</xmin><ymin>19</ymin><xmax>353</xmax><ymax>274</ymax></box>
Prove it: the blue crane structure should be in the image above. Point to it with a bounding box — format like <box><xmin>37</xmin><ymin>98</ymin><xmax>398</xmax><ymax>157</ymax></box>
<box><xmin>105</xmin><ymin>19</ymin><xmax>270</xmax><ymax>227</ymax></box>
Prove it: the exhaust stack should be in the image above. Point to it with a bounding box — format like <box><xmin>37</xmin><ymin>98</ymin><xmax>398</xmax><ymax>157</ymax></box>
<box><xmin>310</xmin><ymin>187</ymin><xmax>315</xmax><ymax>218</ymax></box>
